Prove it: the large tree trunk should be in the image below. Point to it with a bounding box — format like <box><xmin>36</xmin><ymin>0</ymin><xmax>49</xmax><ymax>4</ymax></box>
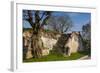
<box><xmin>24</xmin><ymin>29</ymin><xmax>44</xmax><ymax>59</ymax></box>
<box><xmin>31</xmin><ymin>30</ymin><xmax>44</xmax><ymax>58</ymax></box>
<box><xmin>24</xmin><ymin>10</ymin><xmax>51</xmax><ymax>59</ymax></box>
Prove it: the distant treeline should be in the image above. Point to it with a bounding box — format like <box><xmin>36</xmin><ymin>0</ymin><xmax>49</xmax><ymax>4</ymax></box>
<box><xmin>23</xmin><ymin>28</ymin><xmax>32</xmax><ymax>32</ymax></box>
<box><xmin>23</xmin><ymin>28</ymin><xmax>60</xmax><ymax>33</ymax></box>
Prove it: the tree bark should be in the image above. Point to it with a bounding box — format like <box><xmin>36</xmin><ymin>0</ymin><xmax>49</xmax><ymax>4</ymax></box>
<box><xmin>31</xmin><ymin>29</ymin><xmax>43</xmax><ymax>58</ymax></box>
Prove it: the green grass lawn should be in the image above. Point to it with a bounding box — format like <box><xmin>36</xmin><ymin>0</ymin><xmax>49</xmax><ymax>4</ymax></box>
<box><xmin>23</xmin><ymin>51</ymin><xmax>90</xmax><ymax>63</ymax></box>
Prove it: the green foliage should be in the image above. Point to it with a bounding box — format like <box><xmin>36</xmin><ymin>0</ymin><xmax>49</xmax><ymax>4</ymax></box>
<box><xmin>82</xmin><ymin>39</ymin><xmax>91</xmax><ymax>56</ymax></box>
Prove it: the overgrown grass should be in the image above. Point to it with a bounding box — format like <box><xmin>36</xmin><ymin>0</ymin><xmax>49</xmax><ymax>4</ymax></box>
<box><xmin>23</xmin><ymin>51</ymin><xmax>89</xmax><ymax>63</ymax></box>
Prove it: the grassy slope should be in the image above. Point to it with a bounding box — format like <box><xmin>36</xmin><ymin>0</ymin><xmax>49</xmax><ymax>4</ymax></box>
<box><xmin>23</xmin><ymin>51</ymin><xmax>89</xmax><ymax>63</ymax></box>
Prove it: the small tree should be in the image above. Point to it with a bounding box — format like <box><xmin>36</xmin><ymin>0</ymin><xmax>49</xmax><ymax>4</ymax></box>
<box><xmin>82</xmin><ymin>22</ymin><xmax>91</xmax><ymax>56</ymax></box>
<box><xmin>82</xmin><ymin>22</ymin><xmax>91</xmax><ymax>40</ymax></box>
<box><xmin>47</xmin><ymin>15</ymin><xmax>73</xmax><ymax>33</ymax></box>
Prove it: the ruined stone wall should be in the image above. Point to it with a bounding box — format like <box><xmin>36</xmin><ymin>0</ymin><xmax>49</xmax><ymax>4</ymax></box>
<box><xmin>23</xmin><ymin>30</ymin><xmax>84</xmax><ymax>58</ymax></box>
